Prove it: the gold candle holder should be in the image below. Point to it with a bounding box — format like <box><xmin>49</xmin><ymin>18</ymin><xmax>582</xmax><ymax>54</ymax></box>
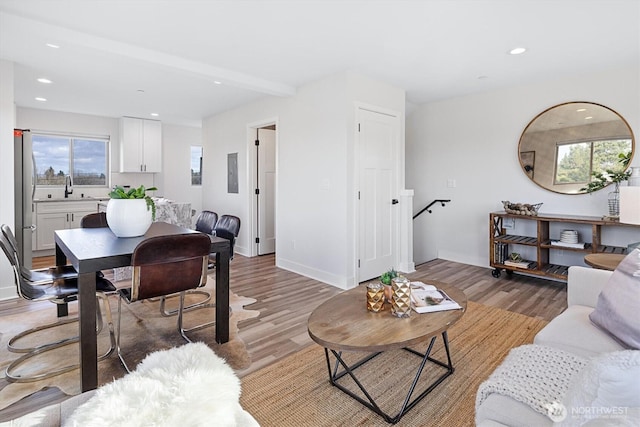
<box><xmin>391</xmin><ymin>276</ymin><xmax>411</xmax><ymax>318</ymax></box>
<box><xmin>366</xmin><ymin>282</ymin><xmax>385</xmax><ymax>312</ymax></box>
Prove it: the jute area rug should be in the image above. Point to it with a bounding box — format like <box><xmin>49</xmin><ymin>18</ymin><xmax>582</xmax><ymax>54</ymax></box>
<box><xmin>0</xmin><ymin>274</ymin><xmax>259</xmax><ymax>411</ymax></box>
<box><xmin>240</xmin><ymin>301</ymin><xmax>548</xmax><ymax>427</ymax></box>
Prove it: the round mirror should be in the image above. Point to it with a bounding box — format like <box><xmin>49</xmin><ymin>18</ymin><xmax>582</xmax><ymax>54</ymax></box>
<box><xmin>518</xmin><ymin>102</ymin><xmax>635</xmax><ymax>194</ymax></box>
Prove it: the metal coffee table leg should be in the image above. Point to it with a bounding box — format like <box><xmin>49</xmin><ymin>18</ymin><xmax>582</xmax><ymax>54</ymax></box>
<box><xmin>322</xmin><ymin>331</ymin><xmax>454</xmax><ymax>424</ymax></box>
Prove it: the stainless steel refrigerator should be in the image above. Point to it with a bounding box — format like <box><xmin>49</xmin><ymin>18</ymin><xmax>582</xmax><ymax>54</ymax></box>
<box><xmin>13</xmin><ymin>129</ymin><xmax>34</xmax><ymax>268</ymax></box>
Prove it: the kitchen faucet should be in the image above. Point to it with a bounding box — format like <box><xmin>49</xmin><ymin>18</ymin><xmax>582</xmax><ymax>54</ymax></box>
<box><xmin>64</xmin><ymin>175</ymin><xmax>73</xmax><ymax>198</ymax></box>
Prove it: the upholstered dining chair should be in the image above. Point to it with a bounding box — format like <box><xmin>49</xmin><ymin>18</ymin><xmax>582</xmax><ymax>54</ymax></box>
<box><xmin>157</xmin><ymin>210</ymin><xmax>218</xmax><ymax>317</ymax></box>
<box><xmin>212</xmin><ymin>214</ymin><xmax>241</xmax><ymax>261</ymax></box>
<box><xmin>80</xmin><ymin>212</ymin><xmax>109</xmax><ymax>228</ymax></box>
<box><xmin>0</xmin><ymin>231</ymin><xmax>116</xmax><ymax>383</ymax></box>
<box><xmin>115</xmin><ymin>232</ymin><xmax>211</xmax><ymax>372</ymax></box>
<box><xmin>1</xmin><ymin>224</ymin><xmax>78</xmax><ymax>284</ymax></box>
<box><xmin>195</xmin><ymin>210</ymin><xmax>218</xmax><ymax>235</ymax></box>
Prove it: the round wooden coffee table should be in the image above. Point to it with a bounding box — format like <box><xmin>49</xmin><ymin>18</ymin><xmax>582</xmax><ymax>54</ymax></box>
<box><xmin>308</xmin><ymin>281</ymin><xmax>467</xmax><ymax>424</ymax></box>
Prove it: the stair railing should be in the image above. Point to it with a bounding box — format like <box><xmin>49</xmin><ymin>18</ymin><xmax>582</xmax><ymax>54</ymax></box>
<box><xmin>413</xmin><ymin>199</ymin><xmax>451</xmax><ymax>220</ymax></box>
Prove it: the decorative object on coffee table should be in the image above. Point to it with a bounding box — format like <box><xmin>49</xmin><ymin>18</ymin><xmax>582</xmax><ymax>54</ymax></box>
<box><xmin>379</xmin><ymin>268</ymin><xmax>398</xmax><ymax>303</ymax></box>
<box><xmin>391</xmin><ymin>276</ymin><xmax>411</xmax><ymax>318</ymax></box>
<box><xmin>366</xmin><ymin>282</ymin><xmax>385</xmax><ymax>312</ymax></box>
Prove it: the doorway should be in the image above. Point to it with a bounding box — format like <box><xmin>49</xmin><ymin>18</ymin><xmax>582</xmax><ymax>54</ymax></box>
<box><xmin>248</xmin><ymin>121</ymin><xmax>277</xmax><ymax>256</ymax></box>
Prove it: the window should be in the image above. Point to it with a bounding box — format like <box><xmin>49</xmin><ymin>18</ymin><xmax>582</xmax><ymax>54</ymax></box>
<box><xmin>554</xmin><ymin>138</ymin><xmax>632</xmax><ymax>185</ymax></box>
<box><xmin>191</xmin><ymin>146</ymin><xmax>202</xmax><ymax>186</ymax></box>
<box><xmin>33</xmin><ymin>133</ymin><xmax>109</xmax><ymax>186</ymax></box>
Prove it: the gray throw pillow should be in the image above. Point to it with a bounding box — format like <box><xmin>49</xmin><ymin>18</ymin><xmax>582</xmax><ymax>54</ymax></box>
<box><xmin>589</xmin><ymin>249</ymin><xmax>640</xmax><ymax>349</ymax></box>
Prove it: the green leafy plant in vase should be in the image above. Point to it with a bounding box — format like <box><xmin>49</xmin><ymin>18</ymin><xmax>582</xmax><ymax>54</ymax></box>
<box><xmin>109</xmin><ymin>185</ymin><xmax>158</xmax><ymax>220</ymax></box>
<box><xmin>580</xmin><ymin>152</ymin><xmax>632</xmax><ymax>218</ymax></box>
<box><xmin>106</xmin><ymin>185</ymin><xmax>158</xmax><ymax>238</ymax></box>
<box><xmin>380</xmin><ymin>268</ymin><xmax>398</xmax><ymax>302</ymax></box>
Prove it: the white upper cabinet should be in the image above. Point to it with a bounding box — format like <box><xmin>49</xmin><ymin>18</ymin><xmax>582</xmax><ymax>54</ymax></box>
<box><xmin>120</xmin><ymin>117</ymin><xmax>162</xmax><ymax>172</ymax></box>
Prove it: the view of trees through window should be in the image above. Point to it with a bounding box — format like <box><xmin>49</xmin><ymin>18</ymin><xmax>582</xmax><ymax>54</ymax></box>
<box><xmin>555</xmin><ymin>138</ymin><xmax>632</xmax><ymax>185</ymax></box>
<box><xmin>33</xmin><ymin>134</ymin><xmax>108</xmax><ymax>186</ymax></box>
<box><xmin>191</xmin><ymin>146</ymin><xmax>202</xmax><ymax>185</ymax></box>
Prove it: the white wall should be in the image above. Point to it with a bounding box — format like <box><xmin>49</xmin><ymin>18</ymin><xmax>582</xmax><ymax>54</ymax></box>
<box><xmin>0</xmin><ymin>59</ymin><xmax>16</xmax><ymax>299</ymax></box>
<box><xmin>407</xmin><ymin>66</ymin><xmax>640</xmax><ymax>268</ymax></box>
<box><xmin>202</xmin><ymin>71</ymin><xmax>405</xmax><ymax>289</ymax></box>
<box><xmin>156</xmin><ymin>123</ymin><xmax>202</xmax><ymax>225</ymax></box>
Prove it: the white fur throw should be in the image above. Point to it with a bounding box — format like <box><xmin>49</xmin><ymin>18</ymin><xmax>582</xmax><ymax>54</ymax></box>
<box><xmin>64</xmin><ymin>343</ymin><xmax>259</xmax><ymax>427</ymax></box>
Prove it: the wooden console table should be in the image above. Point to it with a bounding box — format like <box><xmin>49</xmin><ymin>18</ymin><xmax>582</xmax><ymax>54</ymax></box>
<box><xmin>490</xmin><ymin>211</ymin><xmax>639</xmax><ymax>281</ymax></box>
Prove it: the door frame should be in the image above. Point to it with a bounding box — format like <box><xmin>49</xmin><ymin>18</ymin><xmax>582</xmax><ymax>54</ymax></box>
<box><xmin>246</xmin><ymin>118</ymin><xmax>279</xmax><ymax>257</ymax></box>
<box><xmin>354</xmin><ymin>103</ymin><xmax>403</xmax><ymax>285</ymax></box>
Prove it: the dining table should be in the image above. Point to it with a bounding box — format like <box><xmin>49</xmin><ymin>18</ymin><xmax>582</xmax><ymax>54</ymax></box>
<box><xmin>54</xmin><ymin>221</ymin><xmax>231</xmax><ymax>392</ymax></box>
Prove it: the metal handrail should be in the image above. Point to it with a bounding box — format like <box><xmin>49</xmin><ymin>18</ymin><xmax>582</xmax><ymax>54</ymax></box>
<box><xmin>413</xmin><ymin>199</ymin><xmax>451</xmax><ymax>220</ymax></box>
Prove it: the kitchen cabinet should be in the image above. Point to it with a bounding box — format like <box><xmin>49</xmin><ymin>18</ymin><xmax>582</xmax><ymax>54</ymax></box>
<box><xmin>120</xmin><ymin>117</ymin><xmax>162</xmax><ymax>172</ymax></box>
<box><xmin>489</xmin><ymin>211</ymin><xmax>640</xmax><ymax>281</ymax></box>
<box><xmin>35</xmin><ymin>201</ymin><xmax>99</xmax><ymax>250</ymax></box>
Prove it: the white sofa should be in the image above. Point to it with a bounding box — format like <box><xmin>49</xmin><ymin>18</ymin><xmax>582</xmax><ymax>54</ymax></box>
<box><xmin>476</xmin><ymin>264</ymin><xmax>639</xmax><ymax>427</ymax></box>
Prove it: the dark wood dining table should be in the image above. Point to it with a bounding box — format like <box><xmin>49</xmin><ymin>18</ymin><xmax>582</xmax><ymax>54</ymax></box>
<box><xmin>54</xmin><ymin>221</ymin><xmax>231</xmax><ymax>392</ymax></box>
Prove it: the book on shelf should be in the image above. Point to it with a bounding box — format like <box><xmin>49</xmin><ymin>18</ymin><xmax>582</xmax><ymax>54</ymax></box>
<box><xmin>550</xmin><ymin>240</ymin><xmax>586</xmax><ymax>249</ymax></box>
<box><xmin>493</xmin><ymin>242</ymin><xmax>509</xmax><ymax>264</ymax></box>
<box><xmin>504</xmin><ymin>259</ymin><xmax>535</xmax><ymax>269</ymax></box>
<box><xmin>410</xmin><ymin>281</ymin><xmax>463</xmax><ymax>314</ymax></box>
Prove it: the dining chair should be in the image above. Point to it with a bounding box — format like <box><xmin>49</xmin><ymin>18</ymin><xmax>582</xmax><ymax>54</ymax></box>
<box><xmin>80</xmin><ymin>212</ymin><xmax>109</xmax><ymax>228</ymax></box>
<box><xmin>211</xmin><ymin>214</ymin><xmax>241</xmax><ymax>264</ymax></box>
<box><xmin>195</xmin><ymin>210</ymin><xmax>218</xmax><ymax>235</ymax></box>
<box><xmin>1</xmin><ymin>224</ymin><xmax>78</xmax><ymax>284</ymax></box>
<box><xmin>0</xmin><ymin>232</ymin><xmax>117</xmax><ymax>383</ymax></box>
<box><xmin>157</xmin><ymin>210</ymin><xmax>218</xmax><ymax>317</ymax></box>
<box><xmin>115</xmin><ymin>232</ymin><xmax>211</xmax><ymax>372</ymax></box>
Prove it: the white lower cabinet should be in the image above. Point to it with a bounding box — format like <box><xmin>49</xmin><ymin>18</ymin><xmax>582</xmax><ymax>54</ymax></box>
<box><xmin>35</xmin><ymin>201</ymin><xmax>99</xmax><ymax>250</ymax></box>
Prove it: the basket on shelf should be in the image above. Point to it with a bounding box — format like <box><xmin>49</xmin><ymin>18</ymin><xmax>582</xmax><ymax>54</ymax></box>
<box><xmin>502</xmin><ymin>201</ymin><xmax>543</xmax><ymax>216</ymax></box>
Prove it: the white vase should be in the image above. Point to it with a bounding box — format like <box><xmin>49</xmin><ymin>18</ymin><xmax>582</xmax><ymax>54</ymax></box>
<box><xmin>106</xmin><ymin>198</ymin><xmax>153</xmax><ymax>238</ymax></box>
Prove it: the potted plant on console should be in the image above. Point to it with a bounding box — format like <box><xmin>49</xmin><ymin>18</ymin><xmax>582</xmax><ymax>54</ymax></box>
<box><xmin>581</xmin><ymin>152</ymin><xmax>632</xmax><ymax>218</ymax></box>
<box><xmin>106</xmin><ymin>185</ymin><xmax>157</xmax><ymax>237</ymax></box>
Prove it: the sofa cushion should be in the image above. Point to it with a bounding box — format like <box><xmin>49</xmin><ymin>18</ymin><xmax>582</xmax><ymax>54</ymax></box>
<box><xmin>558</xmin><ymin>350</ymin><xmax>640</xmax><ymax>426</ymax></box>
<box><xmin>589</xmin><ymin>249</ymin><xmax>640</xmax><ymax>349</ymax></box>
<box><xmin>476</xmin><ymin>393</ymin><xmax>553</xmax><ymax>427</ymax></box>
<box><xmin>534</xmin><ymin>306</ymin><xmax>626</xmax><ymax>358</ymax></box>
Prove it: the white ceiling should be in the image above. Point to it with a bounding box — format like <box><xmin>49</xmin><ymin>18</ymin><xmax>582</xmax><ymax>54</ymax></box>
<box><xmin>1</xmin><ymin>0</ymin><xmax>638</xmax><ymax>127</ymax></box>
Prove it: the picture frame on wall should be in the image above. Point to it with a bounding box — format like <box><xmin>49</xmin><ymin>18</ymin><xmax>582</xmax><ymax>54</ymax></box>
<box><xmin>521</xmin><ymin>151</ymin><xmax>535</xmax><ymax>179</ymax></box>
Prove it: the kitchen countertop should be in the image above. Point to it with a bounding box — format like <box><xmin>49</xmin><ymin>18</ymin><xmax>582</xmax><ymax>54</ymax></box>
<box><xmin>33</xmin><ymin>197</ymin><xmax>110</xmax><ymax>203</ymax></box>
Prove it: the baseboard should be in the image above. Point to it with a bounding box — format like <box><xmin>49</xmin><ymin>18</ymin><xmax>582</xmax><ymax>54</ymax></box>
<box><xmin>276</xmin><ymin>257</ymin><xmax>354</xmax><ymax>290</ymax></box>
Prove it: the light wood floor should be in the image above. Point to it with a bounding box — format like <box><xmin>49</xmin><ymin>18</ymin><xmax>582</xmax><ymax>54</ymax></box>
<box><xmin>0</xmin><ymin>254</ymin><xmax>567</xmax><ymax>421</ymax></box>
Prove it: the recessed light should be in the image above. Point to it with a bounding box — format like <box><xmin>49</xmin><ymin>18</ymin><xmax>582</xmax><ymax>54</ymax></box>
<box><xmin>150</xmin><ymin>113</ymin><xmax>159</xmax><ymax>117</ymax></box>
<box><xmin>37</xmin><ymin>78</ymin><xmax>52</xmax><ymax>84</ymax></box>
<box><xmin>576</xmin><ymin>108</ymin><xmax>587</xmax><ymax>112</ymax></box>
<box><xmin>46</xmin><ymin>43</ymin><xmax>60</xmax><ymax>49</ymax></box>
<box><xmin>509</xmin><ymin>47</ymin><xmax>527</xmax><ymax>55</ymax></box>
<box><xmin>214</xmin><ymin>81</ymin><xmax>222</xmax><ymax>85</ymax></box>
<box><xmin>35</xmin><ymin>97</ymin><xmax>47</xmax><ymax>102</ymax></box>
<box><xmin>584</xmin><ymin>116</ymin><xmax>593</xmax><ymax>120</ymax></box>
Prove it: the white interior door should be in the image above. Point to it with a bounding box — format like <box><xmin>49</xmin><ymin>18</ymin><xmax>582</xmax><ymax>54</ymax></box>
<box><xmin>257</xmin><ymin>128</ymin><xmax>276</xmax><ymax>255</ymax></box>
<box><xmin>358</xmin><ymin>109</ymin><xmax>399</xmax><ymax>282</ymax></box>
